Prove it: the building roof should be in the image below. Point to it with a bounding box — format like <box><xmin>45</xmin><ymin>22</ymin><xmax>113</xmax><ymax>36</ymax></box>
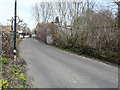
<box><xmin>35</xmin><ymin>24</ymin><xmax>46</xmax><ymax>31</ymax></box>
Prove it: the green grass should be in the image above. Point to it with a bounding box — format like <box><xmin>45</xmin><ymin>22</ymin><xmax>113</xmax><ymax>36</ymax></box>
<box><xmin>1</xmin><ymin>57</ymin><xmax>8</xmax><ymax>64</ymax></box>
<box><xmin>1</xmin><ymin>65</ymin><xmax>5</xmax><ymax>72</ymax></box>
<box><xmin>0</xmin><ymin>79</ymin><xmax>8</xmax><ymax>89</ymax></box>
<box><xmin>57</xmin><ymin>45</ymin><xmax>119</xmax><ymax>65</ymax></box>
<box><xmin>16</xmin><ymin>38</ymin><xmax>21</xmax><ymax>45</ymax></box>
<box><xmin>10</xmin><ymin>65</ymin><xmax>27</xmax><ymax>82</ymax></box>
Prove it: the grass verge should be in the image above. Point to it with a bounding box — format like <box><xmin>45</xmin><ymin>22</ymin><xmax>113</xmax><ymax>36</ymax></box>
<box><xmin>55</xmin><ymin>45</ymin><xmax>119</xmax><ymax>65</ymax></box>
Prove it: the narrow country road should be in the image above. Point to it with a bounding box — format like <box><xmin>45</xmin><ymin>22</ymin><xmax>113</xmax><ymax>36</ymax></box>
<box><xmin>20</xmin><ymin>38</ymin><xmax>118</xmax><ymax>88</ymax></box>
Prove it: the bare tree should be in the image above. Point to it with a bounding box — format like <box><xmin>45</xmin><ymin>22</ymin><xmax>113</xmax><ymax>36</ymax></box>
<box><xmin>32</xmin><ymin>2</ymin><xmax>56</xmax><ymax>25</ymax></box>
<box><xmin>32</xmin><ymin>3</ymin><xmax>40</xmax><ymax>24</ymax></box>
<box><xmin>7</xmin><ymin>17</ymin><xmax>14</xmax><ymax>31</ymax></box>
<box><xmin>39</xmin><ymin>2</ymin><xmax>54</xmax><ymax>23</ymax></box>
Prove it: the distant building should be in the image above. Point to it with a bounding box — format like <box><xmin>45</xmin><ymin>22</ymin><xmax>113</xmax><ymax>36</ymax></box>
<box><xmin>35</xmin><ymin>22</ymin><xmax>72</xmax><ymax>44</ymax></box>
<box><xmin>17</xmin><ymin>25</ymin><xmax>31</xmax><ymax>38</ymax></box>
<box><xmin>35</xmin><ymin>23</ymin><xmax>59</xmax><ymax>44</ymax></box>
<box><xmin>0</xmin><ymin>25</ymin><xmax>11</xmax><ymax>33</ymax></box>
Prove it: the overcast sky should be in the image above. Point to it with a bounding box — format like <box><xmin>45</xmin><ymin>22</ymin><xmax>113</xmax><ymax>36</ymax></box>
<box><xmin>0</xmin><ymin>0</ymin><xmax>117</xmax><ymax>30</ymax></box>
<box><xmin>0</xmin><ymin>0</ymin><xmax>41</xmax><ymax>30</ymax></box>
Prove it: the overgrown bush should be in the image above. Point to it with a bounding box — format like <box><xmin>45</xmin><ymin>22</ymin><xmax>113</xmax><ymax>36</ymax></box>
<box><xmin>1</xmin><ymin>57</ymin><xmax>8</xmax><ymax>64</ymax></box>
<box><xmin>0</xmin><ymin>79</ymin><xmax>8</xmax><ymax>89</ymax></box>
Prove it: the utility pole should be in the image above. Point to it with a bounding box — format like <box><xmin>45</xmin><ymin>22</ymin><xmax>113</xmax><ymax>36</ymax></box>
<box><xmin>118</xmin><ymin>2</ymin><xmax>120</xmax><ymax>68</ymax></box>
<box><xmin>11</xmin><ymin>17</ymin><xmax>14</xmax><ymax>31</ymax></box>
<box><xmin>118</xmin><ymin>2</ymin><xmax>120</xmax><ymax>28</ymax></box>
<box><xmin>115</xmin><ymin>2</ymin><xmax>120</xmax><ymax>54</ymax></box>
<box><xmin>114</xmin><ymin>0</ymin><xmax>120</xmax><ymax>28</ymax></box>
<box><xmin>14</xmin><ymin>0</ymin><xmax>17</xmax><ymax>56</ymax></box>
<box><xmin>114</xmin><ymin>1</ymin><xmax>120</xmax><ymax>66</ymax></box>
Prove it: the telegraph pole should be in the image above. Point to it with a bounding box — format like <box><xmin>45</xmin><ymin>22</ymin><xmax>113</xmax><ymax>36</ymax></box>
<box><xmin>117</xmin><ymin>2</ymin><xmax>120</xmax><ymax>55</ymax></box>
<box><xmin>11</xmin><ymin>17</ymin><xmax>14</xmax><ymax>31</ymax></box>
<box><xmin>14</xmin><ymin>0</ymin><xmax>17</xmax><ymax>56</ymax></box>
<box><xmin>118</xmin><ymin>3</ymin><xmax>120</xmax><ymax>69</ymax></box>
<box><xmin>118</xmin><ymin>2</ymin><xmax>120</xmax><ymax>28</ymax></box>
<box><xmin>114</xmin><ymin>0</ymin><xmax>120</xmax><ymax>28</ymax></box>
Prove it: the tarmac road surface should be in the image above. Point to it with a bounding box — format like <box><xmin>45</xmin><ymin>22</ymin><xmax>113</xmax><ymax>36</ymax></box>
<box><xmin>20</xmin><ymin>38</ymin><xmax>118</xmax><ymax>88</ymax></box>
